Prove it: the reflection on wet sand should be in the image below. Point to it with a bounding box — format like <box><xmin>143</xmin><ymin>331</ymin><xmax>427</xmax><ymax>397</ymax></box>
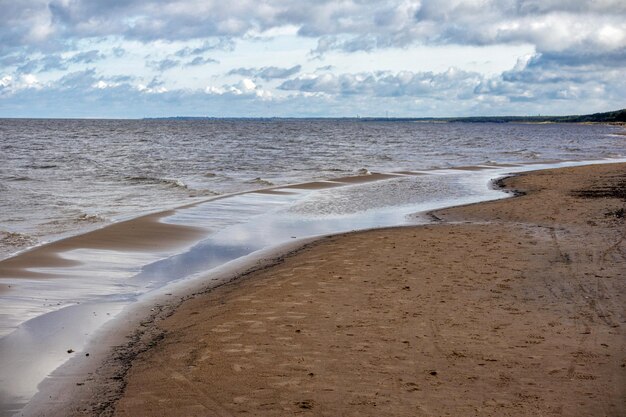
<box><xmin>332</xmin><ymin>172</ymin><xmax>405</xmax><ymax>183</ymax></box>
<box><xmin>281</xmin><ymin>180</ymin><xmax>343</xmax><ymax>190</ymax></box>
<box><xmin>0</xmin><ymin>211</ymin><xmax>206</xmax><ymax>279</ymax></box>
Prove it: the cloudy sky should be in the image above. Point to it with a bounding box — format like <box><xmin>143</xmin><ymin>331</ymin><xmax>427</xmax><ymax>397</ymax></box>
<box><xmin>1</xmin><ymin>0</ymin><xmax>625</xmax><ymax>118</ymax></box>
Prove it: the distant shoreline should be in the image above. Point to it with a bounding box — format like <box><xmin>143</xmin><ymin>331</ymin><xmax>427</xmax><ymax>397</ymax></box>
<box><xmin>1</xmin><ymin>108</ymin><xmax>624</xmax><ymax>123</ymax></box>
<box><xmin>143</xmin><ymin>108</ymin><xmax>626</xmax><ymax>124</ymax></box>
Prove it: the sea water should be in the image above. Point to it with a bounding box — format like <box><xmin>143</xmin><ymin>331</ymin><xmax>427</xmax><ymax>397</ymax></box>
<box><xmin>1</xmin><ymin>119</ymin><xmax>624</xmax><ymax>260</ymax></box>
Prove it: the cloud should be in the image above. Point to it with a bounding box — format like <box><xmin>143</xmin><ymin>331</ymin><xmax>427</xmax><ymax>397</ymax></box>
<box><xmin>186</xmin><ymin>56</ymin><xmax>219</xmax><ymax>66</ymax></box>
<box><xmin>473</xmin><ymin>50</ymin><xmax>626</xmax><ymax>104</ymax></box>
<box><xmin>1</xmin><ymin>1</ymin><xmax>624</xmax><ymax>86</ymax></box>
<box><xmin>0</xmin><ymin>0</ymin><xmax>56</xmax><ymax>54</ymax></box>
<box><xmin>0</xmin><ymin>1</ymin><xmax>624</xmax><ymax>118</ymax></box>
<box><xmin>6</xmin><ymin>49</ymin><xmax>107</xmax><ymax>77</ymax></box>
<box><xmin>303</xmin><ymin>1</ymin><xmax>626</xmax><ymax>59</ymax></box>
<box><xmin>10</xmin><ymin>49</ymin><xmax>105</xmax><ymax>74</ymax></box>
<box><xmin>205</xmin><ymin>78</ymin><xmax>272</xmax><ymax>99</ymax></box>
<box><xmin>279</xmin><ymin>68</ymin><xmax>482</xmax><ymax>98</ymax></box>
<box><xmin>57</xmin><ymin>68</ymin><xmax>100</xmax><ymax>89</ymax></box>
<box><xmin>136</xmin><ymin>76</ymin><xmax>168</xmax><ymax>93</ymax></box>
<box><xmin>151</xmin><ymin>54</ymin><xmax>219</xmax><ymax>70</ymax></box>
<box><xmin>69</xmin><ymin>49</ymin><xmax>105</xmax><ymax>64</ymax></box>
<box><xmin>174</xmin><ymin>38</ymin><xmax>235</xmax><ymax>57</ymax></box>
<box><xmin>148</xmin><ymin>58</ymin><xmax>180</xmax><ymax>72</ymax></box>
<box><xmin>0</xmin><ymin>73</ymin><xmax>42</xmax><ymax>97</ymax></box>
<box><xmin>228</xmin><ymin>65</ymin><xmax>301</xmax><ymax>80</ymax></box>
<box><xmin>315</xmin><ymin>65</ymin><xmax>334</xmax><ymax>72</ymax></box>
<box><xmin>0</xmin><ymin>1</ymin><xmax>621</xmax><ymax>55</ymax></box>
<box><xmin>278</xmin><ymin>60</ymin><xmax>626</xmax><ymax>114</ymax></box>
<box><xmin>0</xmin><ymin>54</ymin><xmax>29</xmax><ymax>68</ymax></box>
<box><xmin>112</xmin><ymin>46</ymin><xmax>126</xmax><ymax>57</ymax></box>
<box><xmin>14</xmin><ymin>55</ymin><xmax>65</xmax><ymax>73</ymax></box>
<box><xmin>0</xmin><ymin>63</ymin><xmax>622</xmax><ymax>118</ymax></box>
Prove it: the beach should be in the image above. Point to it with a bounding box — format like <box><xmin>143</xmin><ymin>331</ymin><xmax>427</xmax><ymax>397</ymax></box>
<box><xmin>1</xmin><ymin>0</ymin><xmax>625</xmax><ymax>414</ymax></box>
<box><xmin>44</xmin><ymin>162</ymin><xmax>623</xmax><ymax>416</ymax></box>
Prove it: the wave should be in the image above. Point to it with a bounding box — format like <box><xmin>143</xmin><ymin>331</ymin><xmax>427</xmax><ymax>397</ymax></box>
<box><xmin>161</xmin><ymin>178</ymin><xmax>188</xmax><ymax>189</ymax></box>
<box><xmin>75</xmin><ymin>213</ymin><xmax>106</xmax><ymax>223</ymax></box>
<box><xmin>501</xmin><ymin>149</ymin><xmax>541</xmax><ymax>159</ymax></box>
<box><xmin>6</xmin><ymin>175</ymin><xmax>33</xmax><ymax>182</ymax></box>
<box><xmin>24</xmin><ymin>164</ymin><xmax>58</xmax><ymax>170</ymax></box>
<box><xmin>245</xmin><ymin>177</ymin><xmax>275</xmax><ymax>186</ymax></box>
<box><xmin>188</xmin><ymin>188</ymin><xmax>220</xmax><ymax>197</ymax></box>
<box><xmin>0</xmin><ymin>231</ymin><xmax>37</xmax><ymax>249</ymax></box>
<box><xmin>126</xmin><ymin>176</ymin><xmax>189</xmax><ymax>190</ymax></box>
<box><xmin>125</xmin><ymin>175</ymin><xmax>220</xmax><ymax>197</ymax></box>
<box><xmin>502</xmin><ymin>148</ymin><xmax>528</xmax><ymax>155</ymax></box>
<box><xmin>603</xmin><ymin>152</ymin><xmax>624</xmax><ymax>158</ymax></box>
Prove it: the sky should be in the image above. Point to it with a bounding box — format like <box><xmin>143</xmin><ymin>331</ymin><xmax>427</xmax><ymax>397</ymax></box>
<box><xmin>0</xmin><ymin>0</ymin><xmax>625</xmax><ymax>118</ymax></box>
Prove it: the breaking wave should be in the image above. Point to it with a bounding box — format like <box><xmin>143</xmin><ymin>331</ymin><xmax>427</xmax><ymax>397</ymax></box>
<box><xmin>245</xmin><ymin>177</ymin><xmax>275</xmax><ymax>186</ymax></box>
<box><xmin>0</xmin><ymin>231</ymin><xmax>37</xmax><ymax>255</ymax></box>
<box><xmin>126</xmin><ymin>176</ymin><xmax>189</xmax><ymax>190</ymax></box>
<box><xmin>75</xmin><ymin>213</ymin><xmax>107</xmax><ymax>223</ymax></box>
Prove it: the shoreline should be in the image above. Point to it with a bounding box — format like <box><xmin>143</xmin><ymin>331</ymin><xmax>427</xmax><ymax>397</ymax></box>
<box><xmin>21</xmin><ymin>235</ymin><xmax>325</xmax><ymax>416</ymax></box>
<box><xmin>3</xmin><ymin>161</ymin><xmax>535</xmax><ymax>417</ymax></box>
<box><xmin>23</xmin><ymin>161</ymin><xmax>625</xmax><ymax>416</ymax></box>
<box><xmin>0</xmin><ymin>171</ymin><xmax>410</xmax><ymax>268</ymax></box>
<box><xmin>1</xmin><ymin>158</ymin><xmax>620</xmax><ymax>266</ymax></box>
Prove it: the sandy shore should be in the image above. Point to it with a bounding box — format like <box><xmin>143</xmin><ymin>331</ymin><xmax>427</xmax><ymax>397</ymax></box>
<box><xmin>54</xmin><ymin>163</ymin><xmax>625</xmax><ymax>416</ymax></box>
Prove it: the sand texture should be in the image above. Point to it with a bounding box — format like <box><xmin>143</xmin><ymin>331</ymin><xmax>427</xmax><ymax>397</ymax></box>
<box><xmin>68</xmin><ymin>163</ymin><xmax>626</xmax><ymax>416</ymax></box>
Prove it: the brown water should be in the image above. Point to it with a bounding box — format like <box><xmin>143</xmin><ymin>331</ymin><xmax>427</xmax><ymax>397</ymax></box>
<box><xmin>1</xmin><ymin>119</ymin><xmax>624</xmax><ymax>260</ymax></box>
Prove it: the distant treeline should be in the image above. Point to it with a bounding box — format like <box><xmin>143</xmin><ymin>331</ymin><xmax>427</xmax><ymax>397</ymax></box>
<box><xmin>362</xmin><ymin>108</ymin><xmax>626</xmax><ymax>124</ymax></box>
<box><xmin>146</xmin><ymin>108</ymin><xmax>626</xmax><ymax>123</ymax></box>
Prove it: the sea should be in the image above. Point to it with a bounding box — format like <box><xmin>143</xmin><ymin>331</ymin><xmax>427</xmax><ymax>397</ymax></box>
<box><xmin>0</xmin><ymin>118</ymin><xmax>624</xmax><ymax>415</ymax></box>
<box><xmin>1</xmin><ymin>119</ymin><xmax>624</xmax><ymax>260</ymax></box>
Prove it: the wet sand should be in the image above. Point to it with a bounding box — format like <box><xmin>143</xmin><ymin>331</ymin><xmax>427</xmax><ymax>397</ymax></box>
<box><xmin>0</xmin><ymin>211</ymin><xmax>206</xmax><ymax>279</ymax></box>
<box><xmin>0</xmin><ymin>171</ymin><xmax>402</xmax><ymax>279</ymax></box>
<box><xmin>50</xmin><ymin>163</ymin><xmax>626</xmax><ymax>416</ymax></box>
<box><xmin>280</xmin><ymin>172</ymin><xmax>405</xmax><ymax>190</ymax></box>
<box><xmin>332</xmin><ymin>172</ymin><xmax>405</xmax><ymax>183</ymax></box>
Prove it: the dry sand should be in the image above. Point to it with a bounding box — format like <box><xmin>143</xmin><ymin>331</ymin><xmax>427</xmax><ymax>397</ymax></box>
<box><xmin>63</xmin><ymin>163</ymin><xmax>626</xmax><ymax>416</ymax></box>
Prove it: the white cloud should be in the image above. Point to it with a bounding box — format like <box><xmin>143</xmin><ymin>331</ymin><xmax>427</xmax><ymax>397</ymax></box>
<box><xmin>92</xmin><ymin>79</ymin><xmax>124</xmax><ymax>89</ymax></box>
<box><xmin>205</xmin><ymin>78</ymin><xmax>272</xmax><ymax>99</ymax></box>
<box><xmin>0</xmin><ymin>0</ymin><xmax>625</xmax><ymax>117</ymax></box>
<box><xmin>0</xmin><ymin>75</ymin><xmax>13</xmax><ymax>89</ymax></box>
<box><xmin>22</xmin><ymin>74</ymin><xmax>40</xmax><ymax>86</ymax></box>
<box><xmin>137</xmin><ymin>83</ymin><xmax>168</xmax><ymax>93</ymax></box>
<box><xmin>279</xmin><ymin>68</ymin><xmax>482</xmax><ymax>98</ymax></box>
<box><xmin>1</xmin><ymin>0</ymin><xmax>621</xmax><ymax>55</ymax></box>
<box><xmin>0</xmin><ymin>73</ymin><xmax>44</xmax><ymax>97</ymax></box>
<box><xmin>228</xmin><ymin>65</ymin><xmax>301</xmax><ymax>80</ymax></box>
